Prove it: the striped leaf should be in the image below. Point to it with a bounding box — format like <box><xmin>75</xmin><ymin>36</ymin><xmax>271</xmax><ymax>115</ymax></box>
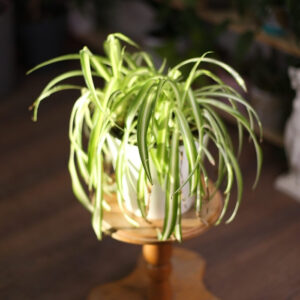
<box><xmin>27</xmin><ymin>54</ymin><xmax>80</xmax><ymax>74</ymax></box>
<box><xmin>174</xmin><ymin>107</ymin><xmax>198</xmax><ymax>193</ymax></box>
<box><xmin>31</xmin><ymin>84</ymin><xmax>82</xmax><ymax>121</ymax></box>
<box><xmin>92</xmin><ymin>154</ymin><xmax>103</xmax><ymax>240</ymax></box>
<box><xmin>156</xmin><ymin>101</ymin><xmax>171</xmax><ymax>181</ymax></box>
<box><xmin>161</xmin><ymin>129</ymin><xmax>180</xmax><ymax>240</ymax></box>
<box><xmin>137</xmin><ymin>80</ymin><xmax>165</xmax><ymax>183</ymax></box>
<box><xmin>137</xmin><ymin>166</ymin><xmax>147</xmax><ymax>219</ymax></box>
<box><xmin>197</xmin><ymin>98</ymin><xmax>262</xmax><ymax>187</ymax></box>
<box><xmin>137</xmin><ymin>89</ymin><xmax>156</xmax><ymax>183</ymax></box>
<box><xmin>80</xmin><ymin>47</ymin><xmax>102</xmax><ymax>109</ymax></box>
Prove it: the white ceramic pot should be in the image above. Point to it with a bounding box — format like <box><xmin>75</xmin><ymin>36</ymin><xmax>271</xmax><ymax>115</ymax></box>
<box><xmin>106</xmin><ymin>135</ymin><xmax>195</xmax><ymax>220</ymax></box>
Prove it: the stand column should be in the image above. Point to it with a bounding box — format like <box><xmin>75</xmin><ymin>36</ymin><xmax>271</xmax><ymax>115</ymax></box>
<box><xmin>142</xmin><ymin>243</ymin><xmax>172</xmax><ymax>300</ymax></box>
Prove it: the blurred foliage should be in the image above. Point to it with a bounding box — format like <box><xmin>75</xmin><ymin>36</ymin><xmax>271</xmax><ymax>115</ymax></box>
<box><xmin>146</xmin><ymin>0</ymin><xmax>299</xmax><ymax>103</ymax></box>
<box><xmin>230</xmin><ymin>31</ymin><xmax>296</xmax><ymax>99</ymax></box>
<box><xmin>147</xmin><ymin>1</ymin><xmax>229</xmax><ymax>65</ymax></box>
<box><xmin>231</xmin><ymin>0</ymin><xmax>300</xmax><ymax>38</ymax></box>
<box><xmin>228</xmin><ymin>0</ymin><xmax>300</xmax><ymax>102</ymax></box>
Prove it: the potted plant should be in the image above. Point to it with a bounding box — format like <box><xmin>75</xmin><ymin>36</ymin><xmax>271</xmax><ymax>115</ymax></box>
<box><xmin>28</xmin><ymin>33</ymin><xmax>262</xmax><ymax>241</ymax></box>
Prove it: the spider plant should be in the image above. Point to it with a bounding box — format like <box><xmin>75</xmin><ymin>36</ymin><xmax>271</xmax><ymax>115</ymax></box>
<box><xmin>29</xmin><ymin>33</ymin><xmax>262</xmax><ymax>241</ymax></box>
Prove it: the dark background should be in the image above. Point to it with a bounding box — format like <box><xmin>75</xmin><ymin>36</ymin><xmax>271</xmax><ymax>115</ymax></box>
<box><xmin>1</xmin><ymin>1</ymin><xmax>300</xmax><ymax>299</ymax></box>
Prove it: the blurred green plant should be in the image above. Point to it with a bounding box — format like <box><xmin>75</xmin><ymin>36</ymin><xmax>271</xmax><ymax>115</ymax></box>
<box><xmin>232</xmin><ymin>0</ymin><xmax>300</xmax><ymax>38</ymax></box>
<box><xmin>149</xmin><ymin>2</ymin><xmax>229</xmax><ymax>65</ymax></box>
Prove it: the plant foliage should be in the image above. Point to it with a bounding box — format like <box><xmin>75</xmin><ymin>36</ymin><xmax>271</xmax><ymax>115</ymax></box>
<box><xmin>29</xmin><ymin>33</ymin><xmax>263</xmax><ymax>241</ymax></box>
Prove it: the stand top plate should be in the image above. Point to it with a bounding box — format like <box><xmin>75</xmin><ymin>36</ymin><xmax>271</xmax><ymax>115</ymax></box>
<box><xmin>102</xmin><ymin>180</ymin><xmax>223</xmax><ymax>245</ymax></box>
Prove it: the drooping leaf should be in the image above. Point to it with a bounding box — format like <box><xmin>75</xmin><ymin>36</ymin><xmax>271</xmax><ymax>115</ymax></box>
<box><xmin>137</xmin><ymin>166</ymin><xmax>147</xmax><ymax>219</ymax></box>
<box><xmin>92</xmin><ymin>154</ymin><xmax>104</xmax><ymax>240</ymax></box>
<box><xmin>27</xmin><ymin>54</ymin><xmax>80</xmax><ymax>74</ymax></box>
<box><xmin>161</xmin><ymin>129</ymin><xmax>180</xmax><ymax>241</ymax></box>
<box><xmin>174</xmin><ymin>107</ymin><xmax>198</xmax><ymax>194</ymax></box>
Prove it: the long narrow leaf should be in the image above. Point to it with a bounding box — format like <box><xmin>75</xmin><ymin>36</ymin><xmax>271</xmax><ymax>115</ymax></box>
<box><xmin>137</xmin><ymin>80</ymin><xmax>165</xmax><ymax>183</ymax></box>
<box><xmin>137</xmin><ymin>166</ymin><xmax>147</xmax><ymax>219</ymax></box>
<box><xmin>80</xmin><ymin>47</ymin><xmax>102</xmax><ymax>109</ymax></box>
<box><xmin>161</xmin><ymin>129</ymin><xmax>180</xmax><ymax>240</ymax></box>
<box><xmin>92</xmin><ymin>154</ymin><xmax>103</xmax><ymax>239</ymax></box>
<box><xmin>31</xmin><ymin>85</ymin><xmax>82</xmax><ymax>121</ymax></box>
<box><xmin>27</xmin><ymin>54</ymin><xmax>80</xmax><ymax>74</ymax></box>
<box><xmin>197</xmin><ymin>98</ymin><xmax>262</xmax><ymax>187</ymax></box>
<box><xmin>69</xmin><ymin>147</ymin><xmax>93</xmax><ymax>212</ymax></box>
<box><xmin>174</xmin><ymin>107</ymin><xmax>198</xmax><ymax>193</ymax></box>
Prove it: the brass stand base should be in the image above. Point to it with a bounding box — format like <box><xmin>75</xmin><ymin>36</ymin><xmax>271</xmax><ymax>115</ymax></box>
<box><xmin>88</xmin><ymin>247</ymin><xmax>218</xmax><ymax>300</ymax></box>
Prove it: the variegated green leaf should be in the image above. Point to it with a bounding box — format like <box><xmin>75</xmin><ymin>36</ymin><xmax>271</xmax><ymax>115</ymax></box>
<box><xmin>92</xmin><ymin>154</ymin><xmax>103</xmax><ymax>240</ymax></box>
<box><xmin>31</xmin><ymin>84</ymin><xmax>82</xmax><ymax>121</ymax></box>
<box><xmin>27</xmin><ymin>54</ymin><xmax>80</xmax><ymax>74</ymax></box>
<box><xmin>174</xmin><ymin>107</ymin><xmax>198</xmax><ymax>193</ymax></box>
<box><xmin>137</xmin><ymin>80</ymin><xmax>165</xmax><ymax>183</ymax></box>
<box><xmin>197</xmin><ymin>98</ymin><xmax>262</xmax><ymax>187</ymax></box>
<box><xmin>137</xmin><ymin>166</ymin><xmax>147</xmax><ymax>219</ymax></box>
<box><xmin>161</xmin><ymin>129</ymin><xmax>180</xmax><ymax>241</ymax></box>
<box><xmin>80</xmin><ymin>47</ymin><xmax>103</xmax><ymax>110</ymax></box>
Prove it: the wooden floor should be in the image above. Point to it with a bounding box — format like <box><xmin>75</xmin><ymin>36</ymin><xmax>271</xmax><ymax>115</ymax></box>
<box><xmin>1</xmin><ymin>69</ymin><xmax>300</xmax><ymax>300</ymax></box>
